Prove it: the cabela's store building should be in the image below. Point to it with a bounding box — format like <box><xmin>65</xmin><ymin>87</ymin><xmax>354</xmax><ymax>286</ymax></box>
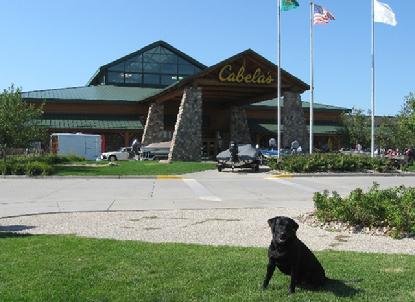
<box><xmin>23</xmin><ymin>41</ymin><xmax>349</xmax><ymax>161</ymax></box>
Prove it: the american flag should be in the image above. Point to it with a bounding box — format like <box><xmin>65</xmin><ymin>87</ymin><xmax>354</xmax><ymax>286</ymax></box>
<box><xmin>313</xmin><ymin>4</ymin><xmax>335</xmax><ymax>25</ymax></box>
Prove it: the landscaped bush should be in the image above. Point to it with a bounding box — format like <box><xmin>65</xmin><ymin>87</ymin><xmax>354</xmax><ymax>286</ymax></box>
<box><xmin>11</xmin><ymin>162</ymin><xmax>26</xmax><ymax>175</ymax></box>
<box><xmin>268</xmin><ymin>153</ymin><xmax>392</xmax><ymax>173</ymax></box>
<box><xmin>0</xmin><ymin>154</ymin><xmax>83</xmax><ymax>176</ymax></box>
<box><xmin>25</xmin><ymin>161</ymin><xmax>53</xmax><ymax>176</ymax></box>
<box><xmin>313</xmin><ymin>183</ymin><xmax>415</xmax><ymax>238</ymax></box>
<box><xmin>0</xmin><ymin>161</ymin><xmax>13</xmax><ymax>175</ymax></box>
<box><xmin>0</xmin><ymin>160</ymin><xmax>54</xmax><ymax>176</ymax></box>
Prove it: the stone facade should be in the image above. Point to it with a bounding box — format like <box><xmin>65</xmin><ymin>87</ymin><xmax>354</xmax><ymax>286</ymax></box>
<box><xmin>230</xmin><ymin>106</ymin><xmax>252</xmax><ymax>144</ymax></box>
<box><xmin>141</xmin><ymin>103</ymin><xmax>165</xmax><ymax>146</ymax></box>
<box><xmin>282</xmin><ymin>91</ymin><xmax>309</xmax><ymax>152</ymax></box>
<box><xmin>168</xmin><ymin>87</ymin><xmax>203</xmax><ymax>161</ymax></box>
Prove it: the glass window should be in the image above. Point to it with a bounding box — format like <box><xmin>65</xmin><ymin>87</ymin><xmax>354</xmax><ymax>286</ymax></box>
<box><xmin>108</xmin><ymin>62</ymin><xmax>124</xmax><ymax>72</ymax></box>
<box><xmin>125</xmin><ymin>73</ymin><xmax>142</xmax><ymax>84</ymax></box>
<box><xmin>130</xmin><ymin>54</ymin><xmax>142</xmax><ymax>62</ymax></box>
<box><xmin>160</xmin><ymin>63</ymin><xmax>177</xmax><ymax>74</ymax></box>
<box><xmin>144</xmin><ymin>52</ymin><xmax>177</xmax><ymax>64</ymax></box>
<box><xmin>178</xmin><ymin>64</ymin><xmax>195</xmax><ymax>75</ymax></box>
<box><xmin>178</xmin><ymin>57</ymin><xmax>193</xmax><ymax>65</ymax></box>
<box><xmin>125</xmin><ymin>60</ymin><xmax>142</xmax><ymax>72</ymax></box>
<box><xmin>160</xmin><ymin>47</ymin><xmax>173</xmax><ymax>55</ymax></box>
<box><xmin>143</xmin><ymin>62</ymin><xmax>159</xmax><ymax>73</ymax></box>
<box><xmin>146</xmin><ymin>46</ymin><xmax>161</xmax><ymax>54</ymax></box>
<box><xmin>107</xmin><ymin>71</ymin><xmax>124</xmax><ymax>84</ymax></box>
<box><xmin>144</xmin><ymin>52</ymin><xmax>162</xmax><ymax>63</ymax></box>
<box><xmin>160</xmin><ymin>54</ymin><xmax>177</xmax><ymax>64</ymax></box>
<box><xmin>161</xmin><ymin>75</ymin><xmax>178</xmax><ymax>86</ymax></box>
<box><xmin>103</xmin><ymin>45</ymin><xmax>202</xmax><ymax>87</ymax></box>
<box><xmin>143</xmin><ymin>74</ymin><xmax>160</xmax><ymax>85</ymax></box>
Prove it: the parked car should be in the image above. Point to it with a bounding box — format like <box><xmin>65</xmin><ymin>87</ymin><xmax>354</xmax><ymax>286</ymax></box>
<box><xmin>101</xmin><ymin>147</ymin><xmax>134</xmax><ymax>161</ymax></box>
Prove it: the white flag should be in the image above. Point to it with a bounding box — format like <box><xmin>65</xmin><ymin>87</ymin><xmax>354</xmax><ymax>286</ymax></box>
<box><xmin>374</xmin><ymin>0</ymin><xmax>397</xmax><ymax>26</ymax></box>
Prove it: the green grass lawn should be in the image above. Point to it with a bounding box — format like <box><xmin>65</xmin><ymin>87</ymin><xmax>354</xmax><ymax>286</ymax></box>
<box><xmin>1</xmin><ymin>234</ymin><xmax>414</xmax><ymax>302</ymax></box>
<box><xmin>407</xmin><ymin>163</ymin><xmax>415</xmax><ymax>172</ymax></box>
<box><xmin>53</xmin><ymin>160</ymin><xmax>216</xmax><ymax>176</ymax></box>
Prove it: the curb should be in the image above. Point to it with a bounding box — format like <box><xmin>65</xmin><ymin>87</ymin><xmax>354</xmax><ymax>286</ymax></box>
<box><xmin>1</xmin><ymin>175</ymin><xmax>159</xmax><ymax>180</ymax></box>
<box><xmin>270</xmin><ymin>172</ymin><xmax>415</xmax><ymax>177</ymax></box>
<box><xmin>1</xmin><ymin>172</ymin><xmax>415</xmax><ymax>179</ymax></box>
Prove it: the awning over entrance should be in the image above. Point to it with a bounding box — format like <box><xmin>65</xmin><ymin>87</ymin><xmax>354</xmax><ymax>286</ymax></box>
<box><xmin>143</xmin><ymin>49</ymin><xmax>309</xmax><ymax>106</ymax></box>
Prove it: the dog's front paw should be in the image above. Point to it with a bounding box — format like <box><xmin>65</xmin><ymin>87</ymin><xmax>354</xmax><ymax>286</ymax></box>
<box><xmin>261</xmin><ymin>282</ymin><xmax>269</xmax><ymax>291</ymax></box>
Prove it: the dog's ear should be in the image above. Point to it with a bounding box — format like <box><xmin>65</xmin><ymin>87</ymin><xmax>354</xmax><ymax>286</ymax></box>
<box><xmin>267</xmin><ymin>216</ymin><xmax>280</xmax><ymax>228</ymax></box>
<box><xmin>289</xmin><ymin>218</ymin><xmax>299</xmax><ymax>231</ymax></box>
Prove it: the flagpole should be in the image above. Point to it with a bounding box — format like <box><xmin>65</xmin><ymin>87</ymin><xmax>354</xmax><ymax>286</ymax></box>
<box><xmin>277</xmin><ymin>0</ymin><xmax>281</xmax><ymax>159</ymax></box>
<box><xmin>371</xmin><ymin>0</ymin><xmax>375</xmax><ymax>157</ymax></box>
<box><xmin>309</xmin><ymin>1</ymin><xmax>314</xmax><ymax>154</ymax></box>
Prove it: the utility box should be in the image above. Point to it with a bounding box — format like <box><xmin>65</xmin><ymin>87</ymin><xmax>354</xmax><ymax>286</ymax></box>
<box><xmin>50</xmin><ymin>133</ymin><xmax>101</xmax><ymax>160</ymax></box>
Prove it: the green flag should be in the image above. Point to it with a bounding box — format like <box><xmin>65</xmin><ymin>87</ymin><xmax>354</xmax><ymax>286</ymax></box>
<box><xmin>281</xmin><ymin>0</ymin><xmax>299</xmax><ymax>11</ymax></box>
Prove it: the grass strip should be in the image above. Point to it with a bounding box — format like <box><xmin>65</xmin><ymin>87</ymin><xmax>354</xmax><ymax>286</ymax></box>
<box><xmin>53</xmin><ymin>161</ymin><xmax>215</xmax><ymax>176</ymax></box>
<box><xmin>1</xmin><ymin>234</ymin><xmax>414</xmax><ymax>301</ymax></box>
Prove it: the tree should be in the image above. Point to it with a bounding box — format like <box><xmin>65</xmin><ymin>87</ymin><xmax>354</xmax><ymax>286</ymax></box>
<box><xmin>396</xmin><ymin>92</ymin><xmax>415</xmax><ymax>149</ymax></box>
<box><xmin>0</xmin><ymin>85</ymin><xmax>45</xmax><ymax>173</ymax></box>
<box><xmin>376</xmin><ymin>116</ymin><xmax>397</xmax><ymax>150</ymax></box>
<box><xmin>341</xmin><ymin>108</ymin><xmax>371</xmax><ymax>149</ymax></box>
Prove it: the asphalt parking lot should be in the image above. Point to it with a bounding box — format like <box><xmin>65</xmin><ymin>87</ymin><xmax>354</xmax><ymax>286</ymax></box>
<box><xmin>1</xmin><ymin>170</ymin><xmax>414</xmax><ymax>218</ymax></box>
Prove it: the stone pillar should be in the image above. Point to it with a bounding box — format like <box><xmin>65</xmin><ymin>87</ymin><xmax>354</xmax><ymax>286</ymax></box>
<box><xmin>141</xmin><ymin>103</ymin><xmax>164</xmax><ymax>146</ymax></box>
<box><xmin>230</xmin><ymin>106</ymin><xmax>252</xmax><ymax>144</ymax></box>
<box><xmin>282</xmin><ymin>91</ymin><xmax>309</xmax><ymax>152</ymax></box>
<box><xmin>168</xmin><ymin>87</ymin><xmax>202</xmax><ymax>162</ymax></box>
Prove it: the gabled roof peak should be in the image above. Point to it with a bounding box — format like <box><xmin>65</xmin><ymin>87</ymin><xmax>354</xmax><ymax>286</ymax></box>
<box><xmin>87</xmin><ymin>40</ymin><xmax>207</xmax><ymax>86</ymax></box>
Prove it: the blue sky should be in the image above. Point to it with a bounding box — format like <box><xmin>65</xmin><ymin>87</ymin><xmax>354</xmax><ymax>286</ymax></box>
<box><xmin>0</xmin><ymin>0</ymin><xmax>412</xmax><ymax>116</ymax></box>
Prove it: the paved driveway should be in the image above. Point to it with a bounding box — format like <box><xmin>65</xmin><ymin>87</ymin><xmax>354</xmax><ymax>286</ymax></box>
<box><xmin>1</xmin><ymin>171</ymin><xmax>414</xmax><ymax>218</ymax></box>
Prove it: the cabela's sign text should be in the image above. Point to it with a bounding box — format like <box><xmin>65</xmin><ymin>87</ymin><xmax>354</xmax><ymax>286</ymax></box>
<box><xmin>218</xmin><ymin>65</ymin><xmax>274</xmax><ymax>85</ymax></box>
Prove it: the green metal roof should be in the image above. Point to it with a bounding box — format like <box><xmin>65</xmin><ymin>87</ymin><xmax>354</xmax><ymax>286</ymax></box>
<box><xmin>248</xmin><ymin>99</ymin><xmax>350</xmax><ymax>111</ymax></box>
<box><xmin>22</xmin><ymin>86</ymin><xmax>162</xmax><ymax>103</ymax></box>
<box><xmin>36</xmin><ymin>115</ymin><xmax>143</xmax><ymax>130</ymax></box>
<box><xmin>249</xmin><ymin>122</ymin><xmax>345</xmax><ymax>135</ymax></box>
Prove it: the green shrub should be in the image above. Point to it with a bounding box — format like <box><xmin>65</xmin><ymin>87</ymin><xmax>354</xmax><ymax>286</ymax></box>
<box><xmin>0</xmin><ymin>154</ymin><xmax>84</xmax><ymax>176</ymax></box>
<box><xmin>314</xmin><ymin>183</ymin><xmax>415</xmax><ymax>237</ymax></box>
<box><xmin>0</xmin><ymin>160</ymin><xmax>54</xmax><ymax>176</ymax></box>
<box><xmin>37</xmin><ymin>155</ymin><xmax>64</xmax><ymax>165</ymax></box>
<box><xmin>25</xmin><ymin>161</ymin><xmax>53</xmax><ymax>176</ymax></box>
<box><xmin>268</xmin><ymin>153</ymin><xmax>392</xmax><ymax>173</ymax></box>
<box><xmin>0</xmin><ymin>161</ymin><xmax>12</xmax><ymax>175</ymax></box>
<box><xmin>30</xmin><ymin>154</ymin><xmax>85</xmax><ymax>164</ymax></box>
<box><xmin>12</xmin><ymin>163</ymin><xmax>26</xmax><ymax>175</ymax></box>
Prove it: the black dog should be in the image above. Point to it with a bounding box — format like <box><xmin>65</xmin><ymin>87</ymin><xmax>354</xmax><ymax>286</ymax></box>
<box><xmin>262</xmin><ymin>216</ymin><xmax>326</xmax><ymax>294</ymax></box>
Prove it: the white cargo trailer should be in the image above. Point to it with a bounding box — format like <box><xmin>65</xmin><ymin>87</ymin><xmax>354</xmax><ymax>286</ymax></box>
<box><xmin>50</xmin><ymin>133</ymin><xmax>101</xmax><ymax>160</ymax></box>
